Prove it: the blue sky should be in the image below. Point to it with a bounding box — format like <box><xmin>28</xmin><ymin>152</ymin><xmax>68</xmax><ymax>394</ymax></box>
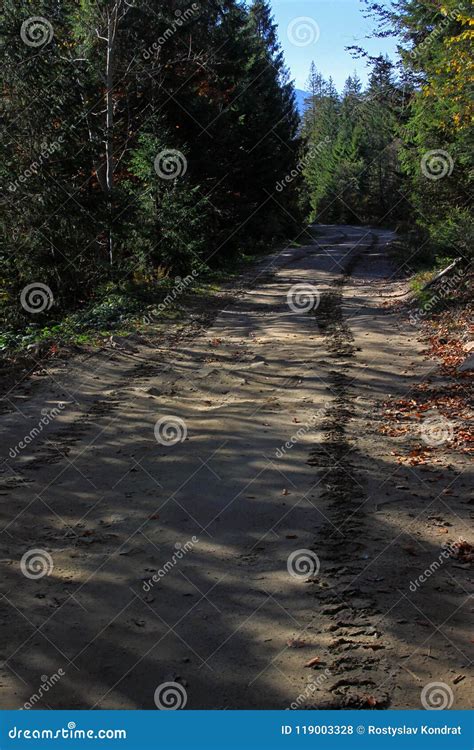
<box><xmin>269</xmin><ymin>0</ymin><xmax>399</xmax><ymax>92</ymax></box>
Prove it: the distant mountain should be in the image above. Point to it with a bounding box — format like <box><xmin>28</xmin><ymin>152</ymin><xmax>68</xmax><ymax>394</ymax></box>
<box><xmin>294</xmin><ymin>88</ymin><xmax>308</xmax><ymax>118</ymax></box>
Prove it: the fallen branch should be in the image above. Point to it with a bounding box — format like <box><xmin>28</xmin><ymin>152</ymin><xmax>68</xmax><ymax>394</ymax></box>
<box><xmin>422</xmin><ymin>258</ymin><xmax>461</xmax><ymax>291</ymax></box>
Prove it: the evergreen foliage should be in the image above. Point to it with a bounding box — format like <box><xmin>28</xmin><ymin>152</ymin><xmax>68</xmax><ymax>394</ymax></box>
<box><xmin>1</xmin><ymin>0</ymin><xmax>301</xmax><ymax>326</ymax></box>
<box><xmin>302</xmin><ymin>1</ymin><xmax>473</xmax><ymax>261</ymax></box>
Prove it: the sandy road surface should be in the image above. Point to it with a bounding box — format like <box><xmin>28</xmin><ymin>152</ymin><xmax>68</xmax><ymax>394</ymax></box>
<box><xmin>0</xmin><ymin>225</ymin><xmax>471</xmax><ymax>709</ymax></box>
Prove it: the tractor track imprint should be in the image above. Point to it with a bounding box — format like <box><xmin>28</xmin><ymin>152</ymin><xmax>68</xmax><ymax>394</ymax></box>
<box><xmin>307</xmin><ymin>235</ymin><xmax>394</xmax><ymax>708</ymax></box>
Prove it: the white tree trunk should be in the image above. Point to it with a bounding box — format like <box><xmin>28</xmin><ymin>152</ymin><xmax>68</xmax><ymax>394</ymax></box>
<box><xmin>105</xmin><ymin>2</ymin><xmax>119</xmax><ymax>264</ymax></box>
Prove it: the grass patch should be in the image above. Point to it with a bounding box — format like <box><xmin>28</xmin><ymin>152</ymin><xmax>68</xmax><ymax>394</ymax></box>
<box><xmin>0</xmin><ymin>235</ymin><xmax>293</xmax><ymax>357</ymax></box>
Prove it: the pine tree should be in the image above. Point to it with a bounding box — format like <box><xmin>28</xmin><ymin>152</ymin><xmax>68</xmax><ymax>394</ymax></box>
<box><xmin>360</xmin><ymin>0</ymin><xmax>473</xmax><ymax>258</ymax></box>
<box><xmin>1</xmin><ymin>0</ymin><xmax>303</xmax><ymax>335</ymax></box>
<box><xmin>302</xmin><ymin>62</ymin><xmax>326</xmax><ymax>135</ymax></box>
<box><xmin>301</xmin><ymin>57</ymin><xmax>409</xmax><ymax>225</ymax></box>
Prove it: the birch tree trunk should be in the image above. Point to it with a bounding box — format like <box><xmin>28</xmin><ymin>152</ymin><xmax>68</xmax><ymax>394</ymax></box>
<box><xmin>105</xmin><ymin>2</ymin><xmax>119</xmax><ymax>265</ymax></box>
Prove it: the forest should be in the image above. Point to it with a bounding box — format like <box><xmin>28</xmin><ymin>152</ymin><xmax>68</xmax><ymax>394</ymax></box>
<box><xmin>0</xmin><ymin>0</ymin><xmax>472</xmax><ymax>722</ymax></box>
<box><xmin>2</xmin><ymin>0</ymin><xmax>472</xmax><ymax>348</ymax></box>
<box><xmin>302</xmin><ymin>0</ymin><xmax>472</xmax><ymax>263</ymax></box>
<box><xmin>2</xmin><ymin>0</ymin><xmax>301</xmax><ymax>345</ymax></box>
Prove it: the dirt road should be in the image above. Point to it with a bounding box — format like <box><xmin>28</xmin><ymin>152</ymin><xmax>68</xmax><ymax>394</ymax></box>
<box><xmin>0</xmin><ymin>225</ymin><xmax>471</xmax><ymax>710</ymax></box>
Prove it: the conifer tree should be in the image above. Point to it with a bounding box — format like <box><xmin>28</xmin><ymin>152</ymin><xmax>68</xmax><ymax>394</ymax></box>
<box><xmin>1</xmin><ymin>0</ymin><xmax>303</xmax><ymax>330</ymax></box>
